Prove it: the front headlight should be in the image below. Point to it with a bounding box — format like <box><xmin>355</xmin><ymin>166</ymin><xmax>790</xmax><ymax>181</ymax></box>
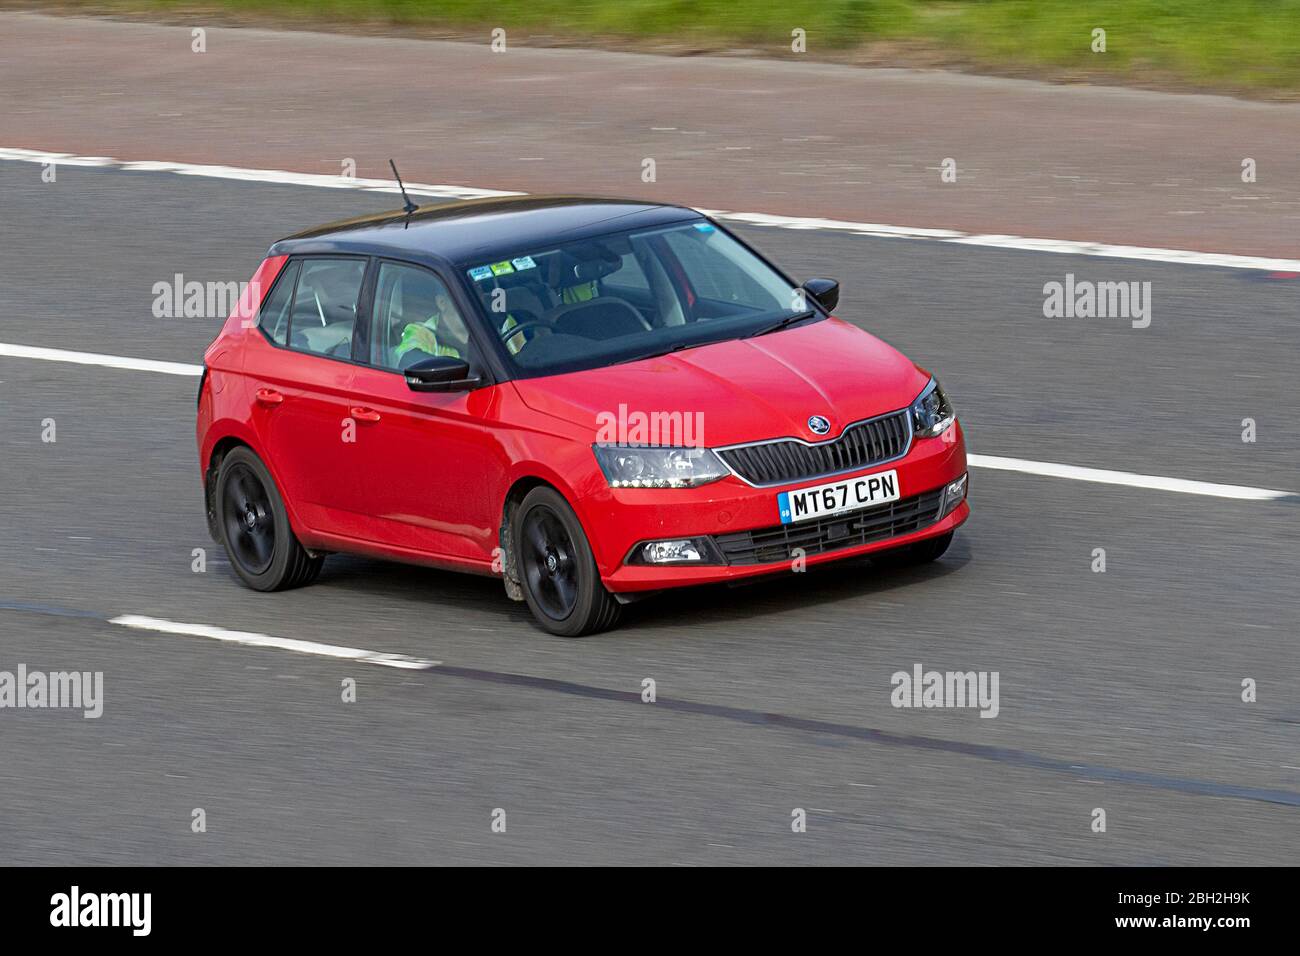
<box><xmin>910</xmin><ymin>378</ymin><xmax>955</xmax><ymax>438</ymax></box>
<box><xmin>592</xmin><ymin>445</ymin><xmax>728</xmax><ymax>488</ymax></box>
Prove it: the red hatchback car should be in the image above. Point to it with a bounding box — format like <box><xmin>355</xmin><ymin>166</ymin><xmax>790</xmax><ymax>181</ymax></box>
<box><xmin>198</xmin><ymin>197</ymin><xmax>969</xmax><ymax>635</ymax></box>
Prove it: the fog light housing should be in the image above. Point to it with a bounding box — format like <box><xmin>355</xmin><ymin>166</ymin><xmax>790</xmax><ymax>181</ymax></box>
<box><xmin>628</xmin><ymin>537</ymin><xmax>723</xmax><ymax>565</ymax></box>
<box><xmin>939</xmin><ymin>473</ymin><xmax>968</xmax><ymax>518</ymax></box>
<box><xmin>642</xmin><ymin>539</ymin><xmax>702</xmax><ymax>564</ymax></box>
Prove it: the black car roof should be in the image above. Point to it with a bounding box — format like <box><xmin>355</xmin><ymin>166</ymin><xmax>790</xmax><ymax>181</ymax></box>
<box><xmin>270</xmin><ymin>195</ymin><xmax>703</xmax><ymax>266</ymax></box>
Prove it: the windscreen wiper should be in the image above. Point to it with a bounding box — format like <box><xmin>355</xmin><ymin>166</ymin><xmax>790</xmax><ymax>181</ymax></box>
<box><xmin>744</xmin><ymin>310</ymin><xmax>816</xmax><ymax>339</ymax></box>
<box><xmin>612</xmin><ymin>340</ymin><xmax>695</xmax><ymax>366</ymax></box>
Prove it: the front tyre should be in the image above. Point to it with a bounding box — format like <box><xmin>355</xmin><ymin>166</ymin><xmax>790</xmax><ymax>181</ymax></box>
<box><xmin>215</xmin><ymin>446</ymin><xmax>323</xmax><ymax>591</ymax></box>
<box><xmin>514</xmin><ymin>487</ymin><xmax>622</xmax><ymax>637</ymax></box>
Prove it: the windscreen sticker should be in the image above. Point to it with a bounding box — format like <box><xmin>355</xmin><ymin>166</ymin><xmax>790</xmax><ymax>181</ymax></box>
<box><xmin>693</xmin><ymin>222</ymin><xmax>716</xmax><ymax>233</ymax></box>
<box><xmin>468</xmin><ymin>265</ymin><xmax>494</xmax><ymax>281</ymax></box>
<box><xmin>511</xmin><ymin>256</ymin><xmax>537</xmax><ymax>271</ymax></box>
<box><xmin>489</xmin><ymin>260</ymin><xmax>515</xmax><ymax>276</ymax></box>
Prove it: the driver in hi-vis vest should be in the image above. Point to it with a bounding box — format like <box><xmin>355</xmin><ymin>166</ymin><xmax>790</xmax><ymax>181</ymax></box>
<box><xmin>394</xmin><ymin>287</ymin><xmax>463</xmax><ymax>364</ymax></box>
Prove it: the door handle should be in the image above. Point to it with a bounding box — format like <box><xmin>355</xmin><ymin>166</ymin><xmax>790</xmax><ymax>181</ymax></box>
<box><xmin>255</xmin><ymin>388</ymin><xmax>284</xmax><ymax>406</ymax></box>
<box><xmin>349</xmin><ymin>406</ymin><xmax>382</xmax><ymax>424</ymax></box>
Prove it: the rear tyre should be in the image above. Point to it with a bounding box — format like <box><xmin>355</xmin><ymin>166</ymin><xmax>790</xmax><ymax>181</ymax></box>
<box><xmin>514</xmin><ymin>487</ymin><xmax>622</xmax><ymax>637</ymax></box>
<box><xmin>215</xmin><ymin>446</ymin><xmax>323</xmax><ymax>591</ymax></box>
<box><xmin>872</xmin><ymin>531</ymin><xmax>953</xmax><ymax>568</ymax></box>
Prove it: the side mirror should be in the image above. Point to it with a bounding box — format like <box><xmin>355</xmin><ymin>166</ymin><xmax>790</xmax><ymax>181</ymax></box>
<box><xmin>802</xmin><ymin>277</ymin><xmax>840</xmax><ymax>313</ymax></box>
<box><xmin>403</xmin><ymin>355</ymin><xmax>480</xmax><ymax>392</ymax></box>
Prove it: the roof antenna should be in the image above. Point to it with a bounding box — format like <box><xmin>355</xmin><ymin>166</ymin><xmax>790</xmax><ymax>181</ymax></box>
<box><xmin>389</xmin><ymin>159</ymin><xmax>419</xmax><ymax>215</ymax></box>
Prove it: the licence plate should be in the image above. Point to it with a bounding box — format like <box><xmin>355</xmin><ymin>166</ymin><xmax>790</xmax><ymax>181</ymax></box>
<box><xmin>777</xmin><ymin>469</ymin><xmax>900</xmax><ymax>524</ymax></box>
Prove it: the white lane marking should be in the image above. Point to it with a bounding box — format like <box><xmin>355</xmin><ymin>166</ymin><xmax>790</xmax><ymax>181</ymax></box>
<box><xmin>4</xmin><ymin>340</ymin><xmax>1295</xmax><ymax>501</ymax></box>
<box><xmin>967</xmin><ymin>454</ymin><xmax>1293</xmax><ymax>501</ymax></box>
<box><xmin>4</xmin><ymin>146</ymin><xmax>1299</xmax><ymax>272</ymax></box>
<box><xmin>0</xmin><ymin>342</ymin><xmax>202</xmax><ymax>376</ymax></box>
<box><xmin>0</xmin><ymin>146</ymin><xmax>522</xmax><ymax>201</ymax></box>
<box><xmin>110</xmin><ymin>615</ymin><xmax>440</xmax><ymax>670</ymax></box>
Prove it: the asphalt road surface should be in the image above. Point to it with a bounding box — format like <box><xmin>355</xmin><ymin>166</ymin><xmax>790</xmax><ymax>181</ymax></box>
<box><xmin>0</xmin><ymin>160</ymin><xmax>1297</xmax><ymax>865</ymax></box>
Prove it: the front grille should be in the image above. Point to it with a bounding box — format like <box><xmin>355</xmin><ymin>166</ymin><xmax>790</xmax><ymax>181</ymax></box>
<box><xmin>713</xmin><ymin>488</ymin><xmax>944</xmax><ymax>566</ymax></box>
<box><xmin>717</xmin><ymin>411</ymin><xmax>910</xmax><ymax>486</ymax></box>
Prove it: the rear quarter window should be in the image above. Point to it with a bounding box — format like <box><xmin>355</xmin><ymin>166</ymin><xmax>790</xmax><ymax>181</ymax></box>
<box><xmin>257</xmin><ymin>261</ymin><xmax>299</xmax><ymax>346</ymax></box>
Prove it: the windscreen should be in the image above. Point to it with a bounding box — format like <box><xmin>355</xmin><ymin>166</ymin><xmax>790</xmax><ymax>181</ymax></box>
<box><xmin>460</xmin><ymin>221</ymin><xmax>816</xmax><ymax>377</ymax></box>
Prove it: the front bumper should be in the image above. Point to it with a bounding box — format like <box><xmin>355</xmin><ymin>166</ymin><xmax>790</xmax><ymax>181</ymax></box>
<box><xmin>578</xmin><ymin>422</ymin><xmax>970</xmax><ymax>592</ymax></box>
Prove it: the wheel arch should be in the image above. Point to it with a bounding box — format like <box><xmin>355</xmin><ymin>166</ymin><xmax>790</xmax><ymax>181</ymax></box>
<box><xmin>205</xmin><ymin>436</ymin><xmax>253</xmax><ymax>542</ymax></box>
<box><xmin>203</xmin><ymin>430</ymin><xmax>304</xmax><ymax>544</ymax></box>
<box><xmin>498</xmin><ymin>474</ymin><xmax>565</xmax><ymax>602</ymax></box>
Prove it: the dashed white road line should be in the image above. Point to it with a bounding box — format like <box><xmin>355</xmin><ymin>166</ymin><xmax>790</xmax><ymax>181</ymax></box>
<box><xmin>966</xmin><ymin>454</ymin><xmax>1292</xmax><ymax>501</ymax></box>
<box><xmin>5</xmin><ymin>146</ymin><xmax>1300</xmax><ymax>272</ymax></box>
<box><xmin>0</xmin><ymin>146</ymin><xmax>522</xmax><ymax>200</ymax></box>
<box><xmin>0</xmin><ymin>341</ymin><xmax>202</xmax><ymax>376</ymax></box>
<box><xmin>109</xmin><ymin>614</ymin><xmax>440</xmax><ymax>670</ymax></box>
<box><xmin>2</xmin><ymin>341</ymin><xmax>1292</xmax><ymax>502</ymax></box>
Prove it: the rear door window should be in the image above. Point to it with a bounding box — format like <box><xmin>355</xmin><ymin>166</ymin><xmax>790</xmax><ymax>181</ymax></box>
<box><xmin>288</xmin><ymin>258</ymin><xmax>367</xmax><ymax>359</ymax></box>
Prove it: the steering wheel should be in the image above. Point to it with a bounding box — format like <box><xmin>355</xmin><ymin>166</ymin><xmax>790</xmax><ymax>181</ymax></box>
<box><xmin>498</xmin><ymin>318</ymin><xmax>549</xmax><ymax>343</ymax></box>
